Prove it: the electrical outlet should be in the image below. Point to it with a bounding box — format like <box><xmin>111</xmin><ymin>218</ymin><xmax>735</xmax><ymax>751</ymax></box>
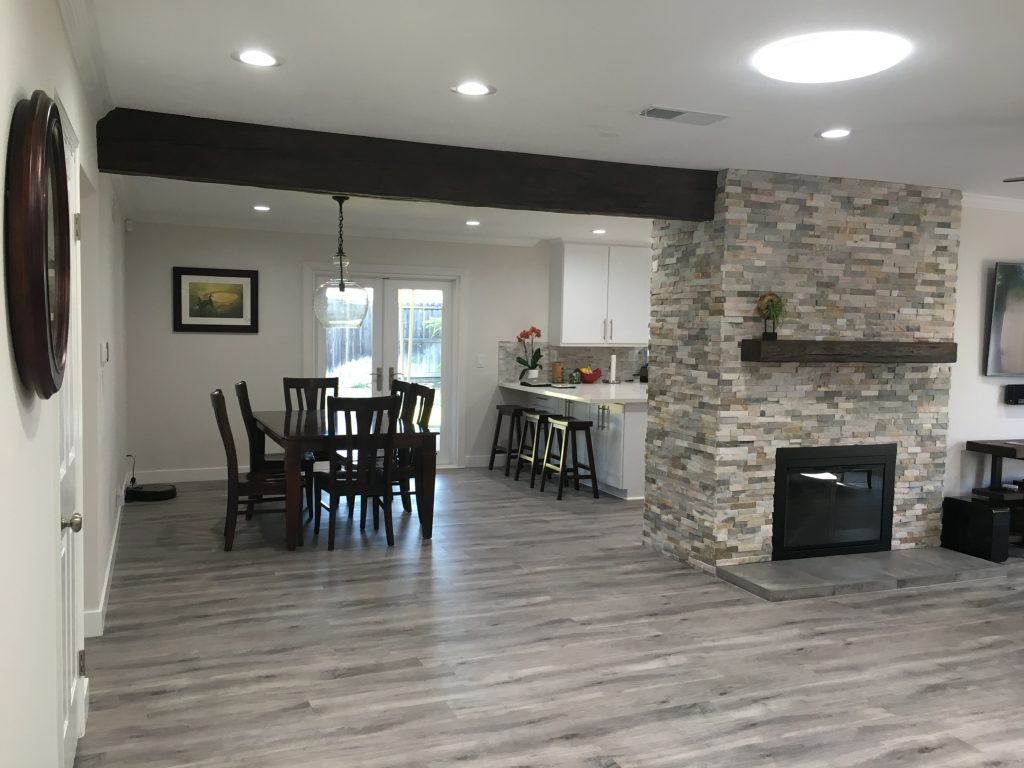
<box><xmin>475</xmin><ymin>353</ymin><xmax>485</xmax><ymax>368</ymax></box>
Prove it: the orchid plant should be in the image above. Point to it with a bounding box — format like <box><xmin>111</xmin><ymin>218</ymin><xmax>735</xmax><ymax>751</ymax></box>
<box><xmin>515</xmin><ymin>326</ymin><xmax>543</xmax><ymax>379</ymax></box>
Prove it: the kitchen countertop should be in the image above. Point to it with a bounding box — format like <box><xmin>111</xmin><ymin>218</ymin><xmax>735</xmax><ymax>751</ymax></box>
<box><xmin>499</xmin><ymin>381</ymin><xmax>648</xmax><ymax>405</ymax></box>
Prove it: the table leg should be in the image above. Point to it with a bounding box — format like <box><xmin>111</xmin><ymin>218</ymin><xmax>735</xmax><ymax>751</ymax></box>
<box><xmin>416</xmin><ymin>440</ymin><xmax>436</xmax><ymax>539</ymax></box>
<box><xmin>990</xmin><ymin>456</ymin><xmax>1004</xmax><ymax>490</ymax></box>
<box><xmin>284</xmin><ymin>443</ymin><xmax>302</xmax><ymax>550</ymax></box>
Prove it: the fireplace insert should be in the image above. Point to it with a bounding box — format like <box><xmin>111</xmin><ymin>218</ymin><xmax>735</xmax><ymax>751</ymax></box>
<box><xmin>773</xmin><ymin>444</ymin><xmax>897</xmax><ymax>560</ymax></box>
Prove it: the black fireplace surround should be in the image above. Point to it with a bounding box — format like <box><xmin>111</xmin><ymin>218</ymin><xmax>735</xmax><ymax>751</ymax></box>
<box><xmin>773</xmin><ymin>444</ymin><xmax>897</xmax><ymax>560</ymax></box>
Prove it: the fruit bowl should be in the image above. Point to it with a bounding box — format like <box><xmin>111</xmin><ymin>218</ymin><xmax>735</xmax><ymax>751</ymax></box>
<box><xmin>579</xmin><ymin>368</ymin><xmax>602</xmax><ymax>383</ymax></box>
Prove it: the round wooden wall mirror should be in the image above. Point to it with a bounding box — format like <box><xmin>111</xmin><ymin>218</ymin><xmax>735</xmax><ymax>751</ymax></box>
<box><xmin>4</xmin><ymin>90</ymin><xmax>71</xmax><ymax>399</ymax></box>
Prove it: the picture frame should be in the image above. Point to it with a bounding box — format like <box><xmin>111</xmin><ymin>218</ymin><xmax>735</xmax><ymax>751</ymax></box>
<box><xmin>172</xmin><ymin>267</ymin><xmax>259</xmax><ymax>333</ymax></box>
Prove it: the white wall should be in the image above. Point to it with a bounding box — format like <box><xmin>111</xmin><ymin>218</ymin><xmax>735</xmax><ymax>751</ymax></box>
<box><xmin>946</xmin><ymin>204</ymin><xmax>1024</xmax><ymax>495</ymax></box>
<box><xmin>81</xmin><ymin>172</ymin><xmax>128</xmax><ymax>635</ymax></box>
<box><xmin>0</xmin><ymin>0</ymin><xmax>126</xmax><ymax>761</ymax></box>
<box><xmin>125</xmin><ymin>221</ymin><xmax>550</xmax><ymax>478</ymax></box>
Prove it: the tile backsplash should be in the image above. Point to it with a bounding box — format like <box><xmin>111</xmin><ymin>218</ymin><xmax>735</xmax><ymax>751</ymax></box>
<box><xmin>498</xmin><ymin>341</ymin><xmax>645</xmax><ymax>382</ymax></box>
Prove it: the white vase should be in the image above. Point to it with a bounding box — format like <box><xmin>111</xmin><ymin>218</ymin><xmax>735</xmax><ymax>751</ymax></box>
<box><xmin>525</xmin><ymin>368</ymin><xmax>540</xmax><ymax>380</ymax></box>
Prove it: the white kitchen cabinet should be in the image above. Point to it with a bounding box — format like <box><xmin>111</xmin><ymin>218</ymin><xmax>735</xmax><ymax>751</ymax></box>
<box><xmin>549</xmin><ymin>241</ymin><xmax>651</xmax><ymax>346</ymax></box>
<box><xmin>589</xmin><ymin>403</ymin><xmax>625</xmax><ymax>489</ymax></box>
<box><xmin>584</xmin><ymin>402</ymin><xmax>647</xmax><ymax>496</ymax></box>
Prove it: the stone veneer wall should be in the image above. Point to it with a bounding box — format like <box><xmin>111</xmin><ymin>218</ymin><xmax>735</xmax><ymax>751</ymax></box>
<box><xmin>644</xmin><ymin>169</ymin><xmax>961</xmax><ymax>572</ymax></box>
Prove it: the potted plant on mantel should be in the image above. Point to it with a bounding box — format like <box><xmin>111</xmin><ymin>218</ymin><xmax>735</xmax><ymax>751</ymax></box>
<box><xmin>516</xmin><ymin>326</ymin><xmax>543</xmax><ymax>380</ymax></box>
<box><xmin>756</xmin><ymin>293</ymin><xmax>787</xmax><ymax>341</ymax></box>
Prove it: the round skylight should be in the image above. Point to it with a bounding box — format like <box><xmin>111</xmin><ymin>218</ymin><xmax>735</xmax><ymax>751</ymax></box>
<box><xmin>451</xmin><ymin>81</ymin><xmax>496</xmax><ymax>96</ymax></box>
<box><xmin>818</xmin><ymin>128</ymin><xmax>851</xmax><ymax>139</ymax></box>
<box><xmin>752</xmin><ymin>31</ymin><xmax>912</xmax><ymax>83</ymax></box>
<box><xmin>234</xmin><ymin>49</ymin><xmax>281</xmax><ymax>67</ymax></box>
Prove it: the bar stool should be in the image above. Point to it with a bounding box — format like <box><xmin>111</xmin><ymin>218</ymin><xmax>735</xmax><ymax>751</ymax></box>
<box><xmin>514</xmin><ymin>411</ymin><xmax>552</xmax><ymax>487</ymax></box>
<box><xmin>540</xmin><ymin>418</ymin><xmax>600</xmax><ymax>500</ymax></box>
<box><xmin>489</xmin><ymin>403</ymin><xmax>533</xmax><ymax>476</ymax></box>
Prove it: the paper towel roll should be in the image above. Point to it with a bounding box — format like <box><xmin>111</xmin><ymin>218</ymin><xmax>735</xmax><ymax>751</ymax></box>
<box><xmin>609</xmin><ymin>354</ymin><xmax>617</xmax><ymax>382</ymax></box>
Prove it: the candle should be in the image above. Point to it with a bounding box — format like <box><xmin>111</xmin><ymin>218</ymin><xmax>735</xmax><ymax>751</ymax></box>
<box><xmin>609</xmin><ymin>354</ymin><xmax>617</xmax><ymax>383</ymax></box>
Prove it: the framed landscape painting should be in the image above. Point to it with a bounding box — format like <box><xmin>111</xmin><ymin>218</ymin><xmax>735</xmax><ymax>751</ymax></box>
<box><xmin>172</xmin><ymin>267</ymin><xmax>259</xmax><ymax>333</ymax></box>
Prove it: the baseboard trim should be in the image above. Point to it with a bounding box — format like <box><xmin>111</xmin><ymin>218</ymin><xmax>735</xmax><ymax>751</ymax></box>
<box><xmin>134</xmin><ymin>466</ymin><xmax>241</xmax><ymax>484</ymax></box>
<box><xmin>84</xmin><ymin>469</ymin><xmax>130</xmax><ymax>638</ymax></box>
<box><xmin>464</xmin><ymin>454</ymin><xmax>492</xmax><ymax>468</ymax></box>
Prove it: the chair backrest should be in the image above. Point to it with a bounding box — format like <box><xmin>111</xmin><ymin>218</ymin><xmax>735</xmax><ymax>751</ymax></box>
<box><xmin>390</xmin><ymin>378</ymin><xmax>410</xmax><ymax>414</ymax></box>
<box><xmin>210</xmin><ymin>389</ymin><xmax>239</xmax><ymax>483</ymax></box>
<box><xmin>404</xmin><ymin>382</ymin><xmax>435</xmax><ymax>428</ymax></box>
<box><xmin>283</xmin><ymin>376</ymin><xmax>339</xmax><ymax>411</ymax></box>
<box><xmin>234</xmin><ymin>380</ymin><xmax>262</xmax><ymax>469</ymax></box>
<box><xmin>327</xmin><ymin>394</ymin><xmax>401</xmax><ymax>484</ymax></box>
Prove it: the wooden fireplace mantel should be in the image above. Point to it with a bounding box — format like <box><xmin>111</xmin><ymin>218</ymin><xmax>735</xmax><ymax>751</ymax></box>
<box><xmin>739</xmin><ymin>339</ymin><xmax>958</xmax><ymax>364</ymax></box>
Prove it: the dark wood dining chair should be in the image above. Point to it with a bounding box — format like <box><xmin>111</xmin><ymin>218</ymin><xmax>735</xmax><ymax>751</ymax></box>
<box><xmin>237</xmin><ymin>380</ymin><xmax>317</xmax><ymax>521</ymax></box>
<box><xmin>283</xmin><ymin>376</ymin><xmax>339</xmax><ymax>516</ymax></box>
<box><xmin>314</xmin><ymin>394</ymin><xmax>400</xmax><ymax>550</ymax></box>
<box><xmin>390</xmin><ymin>382</ymin><xmax>435</xmax><ymax>512</ymax></box>
<box><xmin>211</xmin><ymin>389</ymin><xmax>286</xmax><ymax>551</ymax></box>
<box><xmin>235</xmin><ymin>380</ymin><xmax>284</xmax><ymax>474</ymax></box>
<box><xmin>283</xmin><ymin>376</ymin><xmax>339</xmax><ymax>411</ymax></box>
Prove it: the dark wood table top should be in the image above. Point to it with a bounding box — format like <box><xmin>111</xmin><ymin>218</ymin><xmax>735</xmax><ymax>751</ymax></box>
<box><xmin>252</xmin><ymin>410</ymin><xmax>434</xmax><ymax>443</ymax></box>
<box><xmin>965</xmin><ymin>440</ymin><xmax>1024</xmax><ymax>459</ymax></box>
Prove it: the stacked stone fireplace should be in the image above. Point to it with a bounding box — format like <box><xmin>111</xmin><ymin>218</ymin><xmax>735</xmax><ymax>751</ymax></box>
<box><xmin>643</xmin><ymin>169</ymin><xmax>961</xmax><ymax>573</ymax></box>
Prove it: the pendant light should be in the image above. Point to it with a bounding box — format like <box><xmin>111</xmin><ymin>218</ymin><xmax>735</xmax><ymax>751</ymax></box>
<box><xmin>314</xmin><ymin>195</ymin><xmax>369</xmax><ymax>328</ymax></box>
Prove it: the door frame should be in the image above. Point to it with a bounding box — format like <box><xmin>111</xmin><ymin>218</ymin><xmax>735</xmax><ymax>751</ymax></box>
<box><xmin>302</xmin><ymin>262</ymin><xmax>465</xmax><ymax>467</ymax></box>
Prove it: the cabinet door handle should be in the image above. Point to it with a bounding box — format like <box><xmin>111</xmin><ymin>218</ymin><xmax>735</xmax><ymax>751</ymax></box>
<box><xmin>602</xmin><ymin>318</ymin><xmax>607</xmax><ymax>341</ymax></box>
<box><xmin>609</xmin><ymin>319</ymin><xmax>614</xmax><ymax>341</ymax></box>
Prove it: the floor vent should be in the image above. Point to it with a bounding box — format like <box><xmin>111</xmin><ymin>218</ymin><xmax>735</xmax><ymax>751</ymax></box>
<box><xmin>639</xmin><ymin>106</ymin><xmax>727</xmax><ymax>126</ymax></box>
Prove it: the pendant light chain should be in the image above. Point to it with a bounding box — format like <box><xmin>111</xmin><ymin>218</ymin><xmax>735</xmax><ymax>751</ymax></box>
<box><xmin>333</xmin><ymin>195</ymin><xmax>349</xmax><ymax>291</ymax></box>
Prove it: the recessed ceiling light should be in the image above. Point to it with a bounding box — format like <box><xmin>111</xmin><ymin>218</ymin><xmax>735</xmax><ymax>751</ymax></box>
<box><xmin>465</xmin><ymin>220</ymin><xmax>481</xmax><ymax>227</ymax></box>
<box><xmin>233</xmin><ymin>49</ymin><xmax>281</xmax><ymax>67</ymax></box>
<box><xmin>592</xmin><ymin>229</ymin><xmax>607</xmax><ymax>235</ymax></box>
<box><xmin>751</xmin><ymin>31</ymin><xmax>912</xmax><ymax>83</ymax></box>
<box><xmin>253</xmin><ymin>205</ymin><xmax>271</xmax><ymax>212</ymax></box>
<box><xmin>451</xmin><ymin>81</ymin><xmax>496</xmax><ymax>96</ymax></box>
<box><xmin>818</xmin><ymin>128</ymin><xmax>851</xmax><ymax>139</ymax></box>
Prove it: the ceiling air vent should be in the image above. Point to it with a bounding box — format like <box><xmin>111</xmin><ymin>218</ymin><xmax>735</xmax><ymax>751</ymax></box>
<box><xmin>639</xmin><ymin>106</ymin><xmax>727</xmax><ymax>126</ymax></box>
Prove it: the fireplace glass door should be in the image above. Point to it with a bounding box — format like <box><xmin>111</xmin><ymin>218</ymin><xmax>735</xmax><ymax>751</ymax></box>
<box><xmin>784</xmin><ymin>464</ymin><xmax>885</xmax><ymax>549</ymax></box>
<box><xmin>773</xmin><ymin>444</ymin><xmax>896</xmax><ymax>560</ymax></box>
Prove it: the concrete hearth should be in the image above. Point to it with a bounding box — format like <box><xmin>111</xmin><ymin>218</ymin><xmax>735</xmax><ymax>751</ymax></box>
<box><xmin>718</xmin><ymin>549</ymin><xmax>1005</xmax><ymax>602</ymax></box>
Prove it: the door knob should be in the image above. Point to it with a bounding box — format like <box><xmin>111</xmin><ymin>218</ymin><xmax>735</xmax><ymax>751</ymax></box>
<box><xmin>61</xmin><ymin>512</ymin><xmax>83</xmax><ymax>533</ymax></box>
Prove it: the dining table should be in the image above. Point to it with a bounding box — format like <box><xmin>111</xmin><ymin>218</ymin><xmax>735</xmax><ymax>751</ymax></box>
<box><xmin>252</xmin><ymin>409</ymin><xmax>437</xmax><ymax>550</ymax></box>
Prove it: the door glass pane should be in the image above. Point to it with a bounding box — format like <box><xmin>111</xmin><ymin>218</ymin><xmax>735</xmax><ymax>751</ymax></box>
<box><xmin>324</xmin><ymin>285</ymin><xmax>374</xmax><ymax>397</ymax></box>
<box><xmin>396</xmin><ymin>288</ymin><xmax>443</xmax><ymax>433</ymax></box>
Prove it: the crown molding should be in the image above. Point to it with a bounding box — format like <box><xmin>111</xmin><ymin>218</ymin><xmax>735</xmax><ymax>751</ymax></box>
<box><xmin>962</xmin><ymin>192</ymin><xmax>1024</xmax><ymax>212</ymax></box>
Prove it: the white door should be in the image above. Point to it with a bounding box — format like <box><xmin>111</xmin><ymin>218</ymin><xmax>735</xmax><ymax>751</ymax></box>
<box><xmin>606</xmin><ymin>246</ymin><xmax>651</xmax><ymax>345</ymax></box>
<box><xmin>316</xmin><ymin>275</ymin><xmax>455</xmax><ymax>465</ymax></box>
<box><xmin>58</xmin><ymin>124</ymin><xmax>85</xmax><ymax>768</ymax></box>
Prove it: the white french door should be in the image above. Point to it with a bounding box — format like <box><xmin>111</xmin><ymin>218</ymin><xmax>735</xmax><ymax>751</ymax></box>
<box><xmin>58</xmin><ymin>114</ymin><xmax>85</xmax><ymax>768</ymax></box>
<box><xmin>315</xmin><ymin>275</ymin><xmax>455</xmax><ymax>465</ymax></box>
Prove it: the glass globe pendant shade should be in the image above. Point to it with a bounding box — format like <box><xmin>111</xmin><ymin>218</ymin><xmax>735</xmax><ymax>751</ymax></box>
<box><xmin>315</xmin><ymin>194</ymin><xmax>368</xmax><ymax>328</ymax></box>
<box><xmin>314</xmin><ymin>277</ymin><xmax>369</xmax><ymax>327</ymax></box>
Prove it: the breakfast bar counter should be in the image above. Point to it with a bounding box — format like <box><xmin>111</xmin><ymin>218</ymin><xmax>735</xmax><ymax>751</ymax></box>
<box><xmin>498</xmin><ymin>381</ymin><xmax>647</xmax><ymax>405</ymax></box>
<box><xmin>498</xmin><ymin>381</ymin><xmax>647</xmax><ymax>499</ymax></box>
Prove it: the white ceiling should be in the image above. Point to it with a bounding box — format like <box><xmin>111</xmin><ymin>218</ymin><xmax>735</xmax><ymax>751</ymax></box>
<box><xmin>88</xmin><ymin>0</ymin><xmax>1024</xmax><ymax>225</ymax></box>
<box><xmin>116</xmin><ymin>176</ymin><xmax>654</xmax><ymax>245</ymax></box>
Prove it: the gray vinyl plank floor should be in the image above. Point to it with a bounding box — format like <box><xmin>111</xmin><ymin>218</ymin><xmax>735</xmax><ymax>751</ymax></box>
<box><xmin>76</xmin><ymin>469</ymin><xmax>1024</xmax><ymax>768</ymax></box>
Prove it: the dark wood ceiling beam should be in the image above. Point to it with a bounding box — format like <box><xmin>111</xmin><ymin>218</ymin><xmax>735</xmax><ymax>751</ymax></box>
<box><xmin>96</xmin><ymin>108</ymin><xmax>718</xmax><ymax>221</ymax></box>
